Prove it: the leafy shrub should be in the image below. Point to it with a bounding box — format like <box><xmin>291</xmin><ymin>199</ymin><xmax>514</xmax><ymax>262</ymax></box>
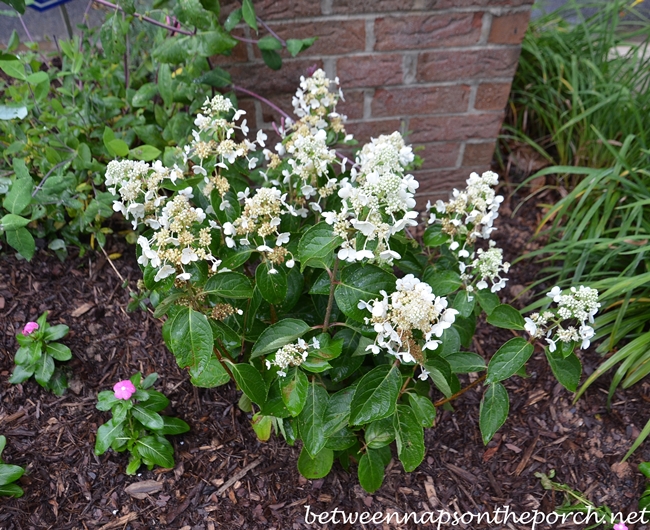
<box><xmin>107</xmin><ymin>69</ymin><xmax>598</xmax><ymax>491</ymax></box>
<box><xmin>0</xmin><ymin>436</ymin><xmax>24</xmax><ymax>498</ymax></box>
<box><xmin>10</xmin><ymin>311</ymin><xmax>71</xmax><ymax>395</ymax></box>
<box><xmin>95</xmin><ymin>373</ymin><xmax>190</xmax><ymax>474</ymax></box>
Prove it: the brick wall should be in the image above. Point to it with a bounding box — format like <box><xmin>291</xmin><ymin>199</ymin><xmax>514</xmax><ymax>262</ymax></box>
<box><xmin>219</xmin><ymin>0</ymin><xmax>533</xmax><ymax>200</ymax></box>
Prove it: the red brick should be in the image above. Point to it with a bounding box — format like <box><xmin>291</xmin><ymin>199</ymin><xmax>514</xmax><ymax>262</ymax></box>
<box><xmin>337</xmin><ymin>54</ymin><xmax>404</xmax><ymax>88</ymax></box>
<box><xmin>210</xmin><ymin>30</ymin><xmax>250</xmax><ymax>66</ymax></box>
<box><xmin>417</xmin><ymin>48</ymin><xmax>521</xmax><ymax>83</ymax></box>
<box><xmin>474</xmin><ymin>82</ymin><xmax>512</xmax><ymax>111</ymax></box>
<box><xmin>221</xmin><ymin>0</ymin><xmax>321</xmax><ymax>20</ymax></box>
<box><xmin>416</xmin><ymin>142</ymin><xmax>461</xmax><ymax>170</ymax></box>
<box><xmin>337</xmin><ymin>89</ymin><xmax>365</xmax><ymax>121</ymax></box>
<box><xmin>463</xmin><ymin>141</ymin><xmax>496</xmax><ymax>166</ymax></box>
<box><xmin>255</xmin><ymin>20</ymin><xmax>365</xmax><ymax>57</ymax></box>
<box><xmin>372</xmin><ymin>86</ymin><xmax>469</xmax><ymax>117</ymax></box>
<box><xmin>330</xmin><ymin>0</ymin><xmax>532</xmax><ymax>13</ymax></box>
<box><xmin>408</xmin><ymin>112</ymin><xmax>504</xmax><ymax>143</ymax></box>
<box><xmin>227</xmin><ymin>58</ymin><xmax>324</xmax><ymax>95</ymax></box>
<box><xmin>415</xmin><ymin>166</ymin><xmax>486</xmax><ymax>203</ymax></box>
<box><xmin>345</xmin><ymin>119</ymin><xmax>403</xmax><ymax>144</ymax></box>
<box><xmin>375</xmin><ymin>13</ymin><xmax>482</xmax><ymax>51</ymax></box>
<box><xmin>489</xmin><ymin>11</ymin><xmax>531</xmax><ymax>45</ymax></box>
<box><xmin>258</xmin><ymin>93</ymin><xmax>294</xmax><ymax>126</ymax></box>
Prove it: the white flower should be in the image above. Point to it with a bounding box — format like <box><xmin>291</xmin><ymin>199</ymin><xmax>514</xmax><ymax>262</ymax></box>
<box><xmin>548</xmin><ymin>286</ymin><xmax>562</xmax><ymax>302</ymax></box>
<box><xmin>276</xmin><ymin>233</ymin><xmax>290</xmax><ymax>246</ymax></box>
<box><xmin>154</xmin><ymin>264</ymin><xmax>175</xmax><ymax>282</ymax></box>
<box><xmin>545</xmin><ymin>337</ymin><xmax>557</xmax><ymax>352</ymax></box>
<box><xmin>579</xmin><ymin>325</ymin><xmax>594</xmax><ymax>349</ymax></box>
<box><xmin>524</xmin><ymin>317</ymin><xmax>537</xmax><ymax>337</ymax></box>
<box><xmin>257</xmin><ymin>129</ymin><xmax>267</xmax><ymax>147</ymax></box>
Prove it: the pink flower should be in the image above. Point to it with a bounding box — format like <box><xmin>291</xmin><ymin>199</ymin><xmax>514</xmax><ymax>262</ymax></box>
<box><xmin>113</xmin><ymin>380</ymin><xmax>136</xmax><ymax>400</ymax></box>
<box><xmin>22</xmin><ymin>322</ymin><xmax>39</xmax><ymax>335</ymax></box>
<box><xmin>614</xmin><ymin>523</ymin><xmax>628</xmax><ymax>530</ymax></box>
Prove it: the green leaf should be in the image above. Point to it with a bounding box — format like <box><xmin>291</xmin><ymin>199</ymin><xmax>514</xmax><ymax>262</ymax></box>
<box><xmin>297</xmin><ymin>381</ymin><xmax>329</xmax><ymax>457</ymax></box>
<box><xmin>407</xmin><ymin>393</ymin><xmax>436</xmax><ymax>428</ymax></box>
<box><xmin>251</xmin><ymin>413</ymin><xmax>273</xmax><ymax>441</ymax></box>
<box><xmin>486</xmin><ymin>304</ymin><xmax>525</xmax><ymax>330</ymax></box>
<box><xmin>297</xmin><ymin>446</ymin><xmax>333</xmax><ymax>479</ymax></box>
<box><xmin>197</xmin><ymin>67</ymin><xmax>232</xmax><ymax>88</ymax></box>
<box><xmin>0</xmin><ymin>435</ymin><xmax>6</xmax><ymax>456</ymax></box>
<box><xmin>95</xmin><ymin>419</ymin><xmax>124</xmax><ymax>455</ymax></box>
<box><xmin>136</xmin><ymin>436</ymin><xmax>174</xmax><ymax>469</ymax></box>
<box><xmin>393</xmin><ymin>405</ymin><xmax>425</xmax><ymax>472</ymax></box>
<box><xmin>423</xmin><ymin>268</ymin><xmax>462</xmax><ymax>296</ymax></box>
<box><xmin>241</xmin><ymin>0</ymin><xmax>257</xmax><ymax>31</ymax></box>
<box><xmin>322</xmin><ymin>387</ymin><xmax>355</xmax><ymax>436</ymax></box>
<box><xmin>9</xmin><ymin>364</ymin><xmax>34</xmax><ymax>384</ymax></box>
<box><xmin>189</xmin><ymin>354</ymin><xmax>231</xmax><ymax>388</ymax></box>
<box><xmin>256</xmin><ymin>262</ymin><xmax>287</xmax><ymax>305</ymax></box>
<box><xmin>0</xmin><ymin>59</ymin><xmax>26</xmax><ymax>80</ymax></box>
<box><xmin>224</xmin><ymin>7</ymin><xmax>242</xmax><ymax>31</ymax></box>
<box><xmin>162</xmin><ymin>307</ymin><xmax>213</xmax><ymax>371</ymax></box>
<box><xmin>0</xmin><ymin>483</ymin><xmax>24</xmax><ymax>497</ymax></box>
<box><xmin>106</xmin><ymin>139</ymin><xmax>129</xmax><ymax>158</ymax></box>
<box><xmin>364</xmin><ymin>416</ymin><xmax>395</xmax><ymax>449</ymax></box>
<box><xmin>174</xmin><ymin>0</ymin><xmax>213</xmax><ymax>30</ymax></box>
<box><xmin>141</xmin><ymin>373</ymin><xmax>159</xmax><ymax>389</ymax></box>
<box><xmin>0</xmin><ymin>464</ymin><xmax>24</xmax><ymax>486</ymax></box>
<box><xmin>423</xmin><ymin>355</ymin><xmax>459</xmax><ymax>398</ymax></box>
<box><xmin>129</xmin><ymin>145</ymin><xmax>162</xmax><ymax>162</ymax></box>
<box><xmin>250</xmin><ymin>318</ymin><xmax>311</xmax><ymax>358</ymax></box>
<box><xmin>204</xmin><ymin>271</ymin><xmax>253</xmax><ymax>299</ymax></box>
<box><xmin>479</xmin><ymin>382</ymin><xmax>509</xmax><ymax>444</ymax></box>
<box><xmin>3</xmin><ymin>176</ymin><xmax>31</xmax><ymax>215</ymax></box>
<box><xmin>261</xmin><ymin>49</ymin><xmax>282</xmax><ymax>70</ymax></box>
<box><xmin>226</xmin><ymin>361</ymin><xmax>268</xmax><ymax>405</ymax></box>
<box><xmin>43</xmin><ymin>324</ymin><xmax>69</xmax><ymax>341</ymax></box>
<box><xmin>0</xmin><ymin>213</ymin><xmax>29</xmax><ymax>230</ymax></box>
<box><xmin>475</xmin><ymin>289</ymin><xmax>500</xmax><ymax>315</ymax></box>
<box><xmin>335</xmin><ymin>264</ymin><xmax>396</xmax><ymax>322</ymax></box>
<box><xmin>285</xmin><ymin>37</ymin><xmax>316</xmax><ymax>57</ymax></box>
<box><xmin>423</xmin><ymin>224</ymin><xmax>449</xmax><ymax>247</ymax></box>
<box><xmin>46</xmin><ymin>343</ymin><xmax>72</xmax><ymax>361</ymax></box>
<box><xmin>157</xmin><ymin>416</ymin><xmax>190</xmax><ymax>435</ymax></box>
<box><xmin>132</xmin><ymin>406</ymin><xmax>164</xmax><ymax>430</ymax></box>
<box><xmin>258</xmin><ymin>35</ymin><xmax>282</xmax><ymax>50</ymax></box>
<box><xmin>158</xmin><ymin>63</ymin><xmax>173</xmax><ymax>106</ymax></box>
<box><xmin>358</xmin><ymin>448</ymin><xmax>385</xmax><ymax>493</ymax></box>
<box><xmin>34</xmin><ymin>354</ymin><xmax>55</xmax><ymax>387</ymax></box>
<box><xmin>139</xmin><ymin>390</ymin><xmax>170</xmax><ymax>412</ymax></box>
<box><xmin>486</xmin><ymin>337</ymin><xmax>534</xmax><ymax>384</ymax></box>
<box><xmin>349</xmin><ymin>365</ymin><xmax>401</xmax><ymax>425</ymax></box>
<box><xmin>545</xmin><ymin>347</ymin><xmax>582</xmax><ymax>392</ymax></box>
<box><xmin>125</xmin><ymin>454</ymin><xmax>142</xmax><ymax>475</ymax></box>
<box><xmin>453</xmin><ymin>291</ymin><xmax>475</xmax><ymax>318</ymax></box>
<box><xmin>279</xmin><ymin>367</ymin><xmax>309</xmax><ymax>416</ymax></box>
<box><xmin>297</xmin><ymin>222</ymin><xmax>342</xmax><ymax>272</ymax></box>
<box><xmin>443</xmin><ymin>351</ymin><xmax>486</xmax><ymax>374</ymax></box>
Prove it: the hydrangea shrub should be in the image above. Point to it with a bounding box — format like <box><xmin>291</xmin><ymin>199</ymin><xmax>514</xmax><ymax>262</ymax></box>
<box><xmin>107</xmin><ymin>70</ymin><xmax>599</xmax><ymax>491</ymax></box>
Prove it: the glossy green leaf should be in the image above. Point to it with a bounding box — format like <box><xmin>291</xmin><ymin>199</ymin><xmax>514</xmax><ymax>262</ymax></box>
<box><xmin>297</xmin><ymin>222</ymin><xmax>342</xmax><ymax>272</ymax></box>
<box><xmin>407</xmin><ymin>393</ymin><xmax>437</xmax><ymax>428</ymax></box>
<box><xmin>256</xmin><ymin>262</ymin><xmax>287</xmax><ymax>305</ymax></box>
<box><xmin>322</xmin><ymin>386</ymin><xmax>355</xmax><ymax>436</ymax></box>
<box><xmin>475</xmin><ymin>289</ymin><xmax>500</xmax><ymax>315</ymax></box>
<box><xmin>241</xmin><ymin>0</ymin><xmax>257</xmax><ymax>31</ymax></box>
<box><xmin>0</xmin><ymin>464</ymin><xmax>24</xmax><ymax>487</ymax></box>
<box><xmin>158</xmin><ymin>416</ymin><xmax>190</xmax><ymax>436</ymax></box>
<box><xmin>358</xmin><ymin>448</ymin><xmax>385</xmax><ymax>493</ymax></box>
<box><xmin>545</xmin><ymin>347</ymin><xmax>582</xmax><ymax>392</ymax></box>
<box><xmin>297</xmin><ymin>446</ymin><xmax>333</xmax><ymax>479</ymax></box>
<box><xmin>423</xmin><ymin>268</ymin><xmax>462</xmax><ymax>296</ymax></box>
<box><xmin>136</xmin><ymin>436</ymin><xmax>174</xmax><ymax>468</ymax></box>
<box><xmin>34</xmin><ymin>354</ymin><xmax>54</xmax><ymax>386</ymax></box>
<box><xmin>43</xmin><ymin>324</ymin><xmax>68</xmax><ymax>341</ymax></box>
<box><xmin>443</xmin><ymin>351</ymin><xmax>486</xmax><ymax>374</ymax></box>
<box><xmin>479</xmin><ymin>382</ymin><xmax>509</xmax><ymax>444</ymax></box>
<box><xmin>279</xmin><ymin>367</ymin><xmax>309</xmax><ymax>416</ymax></box>
<box><xmin>46</xmin><ymin>343</ymin><xmax>72</xmax><ymax>361</ymax></box>
<box><xmin>423</xmin><ymin>224</ymin><xmax>449</xmax><ymax>247</ymax></box>
<box><xmin>250</xmin><ymin>318</ymin><xmax>311</xmax><ymax>358</ymax></box>
<box><xmin>190</xmin><ymin>354</ymin><xmax>232</xmax><ymax>388</ymax></box>
<box><xmin>226</xmin><ymin>361</ymin><xmax>268</xmax><ymax>405</ymax></box>
<box><xmin>95</xmin><ymin>419</ymin><xmax>124</xmax><ymax>455</ymax></box>
<box><xmin>204</xmin><ymin>271</ymin><xmax>254</xmax><ymax>299</ymax></box>
<box><xmin>251</xmin><ymin>413</ymin><xmax>273</xmax><ymax>441</ymax></box>
<box><xmin>349</xmin><ymin>365</ymin><xmax>401</xmax><ymax>425</ymax></box>
<box><xmin>486</xmin><ymin>304</ymin><xmax>526</xmax><ymax>330</ymax></box>
<box><xmin>453</xmin><ymin>290</ymin><xmax>475</xmax><ymax>318</ymax></box>
<box><xmin>297</xmin><ymin>381</ymin><xmax>329</xmax><ymax>457</ymax></box>
<box><xmin>163</xmin><ymin>307</ymin><xmax>213</xmax><ymax>371</ymax></box>
<box><xmin>132</xmin><ymin>406</ymin><xmax>164</xmax><ymax>430</ymax></box>
<box><xmin>0</xmin><ymin>213</ymin><xmax>29</xmax><ymax>230</ymax></box>
<box><xmin>129</xmin><ymin>145</ymin><xmax>162</xmax><ymax>162</ymax></box>
<box><xmin>3</xmin><ymin>176</ymin><xmax>31</xmax><ymax>215</ymax></box>
<box><xmin>364</xmin><ymin>416</ymin><xmax>395</xmax><ymax>449</ymax></box>
<box><xmin>335</xmin><ymin>264</ymin><xmax>396</xmax><ymax>322</ymax></box>
<box><xmin>257</xmin><ymin>35</ymin><xmax>282</xmax><ymax>50</ymax></box>
<box><xmin>197</xmin><ymin>67</ymin><xmax>232</xmax><ymax>88</ymax></box>
<box><xmin>393</xmin><ymin>405</ymin><xmax>425</xmax><ymax>472</ymax></box>
<box><xmin>261</xmin><ymin>49</ymin><xmax>282</xmax><ymax>70</ymax></box>
<box><xmin>486</xmin><ymin>337</ymin><xmax>534</xmax><ymax>383</ymax></box>
<box><xmin>423</xmin><ymin>355</ymin><xmax>459</xmax><ymax>398</ymax></box>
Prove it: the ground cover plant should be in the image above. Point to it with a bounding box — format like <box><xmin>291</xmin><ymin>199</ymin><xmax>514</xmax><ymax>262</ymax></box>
<box><xmin>103</xmin><ymin>68</ymin><xmax>602</xmax><ymax>492</ymax></box>
<box><xmin>504</xmin><ymin>0</ymin><xmax>650</xmax><ymax>457</ymax></box>
<box><xmin>0</xmin><ymin>435</ymin><xmax>24</xmax><ymax>498</ymax></box>
<box><xmin>0</xmin><ymin>0</ymin><xmax>314</xmax><ymax>258</ymax></box>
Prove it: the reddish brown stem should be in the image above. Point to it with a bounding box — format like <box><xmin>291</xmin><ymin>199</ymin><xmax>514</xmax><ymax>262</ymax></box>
<box><xmin>434</xmin><ymin>374</ymin><xmax>486</xmax><ymax>407</ymax></box>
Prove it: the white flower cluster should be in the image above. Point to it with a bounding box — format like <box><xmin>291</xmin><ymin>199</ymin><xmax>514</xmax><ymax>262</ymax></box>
<box><xmin>324</xmin><ymin>132</ymin><xmax>419</xmax><ymax>263</ymax></box>
<box><xmin>137</xmin><ymin>187</ymin><xmax>220</xmax><ymax>282</ymax></box>
<box><xmin>359</xmin><ymin>275</ymin><xmax>458</xmax><ymax>377</ymax></box>
<box><xmin>460</xmin><ymin>242</ymin><xmax>511</xmax><ymax>294</ymax></box>
<box><xmin>284</xmin><ymin>128</ymin><xmax>336</xmax><ymax>188</ymax></box>
<box><xmin>105</xmin><ymin>160</ymin><xmax>182</xmax><ymax>229</ymax></box>
<box><xmin>292</xmin><ymin>69</ymin><xmax>345</xmax><ymax>127</ymax></box>
<box><xmin>223</xmin><ymin>187</ymin><xmax>296</xmax><ymax>271</ymax></box>
<box><xmin>188</xmin><ymin>94</ymin><xmax>267</xmax><ymax>182</ymax></box>
<box><xmin>525</xmin><ymin>285</ymin><xmax>600</xmax><ymax>351</ymax></box>
<box><xmin>266</xmin><ymin>337</ymin><xmax>320</xmax><ymax>377</ymax></box>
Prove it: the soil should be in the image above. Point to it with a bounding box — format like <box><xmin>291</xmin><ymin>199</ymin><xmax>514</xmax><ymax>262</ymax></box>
<box><xmin>1</xmin><ymin>175</ymin><xmax>649</xmax><ymax>530</ymax></box>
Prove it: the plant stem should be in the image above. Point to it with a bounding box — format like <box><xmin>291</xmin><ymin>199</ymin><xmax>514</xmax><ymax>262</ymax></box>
<box><xmin>231</xmin><ymin>84</ymin><xmax>292</xmax><ymax>120</ymax></box>
<box><xmin>398</xmin><ymin>375</ymin><xmax>412</xmax><ymax>397</ymax></box>
<box><xmin>92</xmin><ymin>0</ymin><xmax>195</xmax><ymax>35</ymax></box>
<box><xmin>213</xmin><ymin>347</ymin><xmax>235</xmax><ymax>380</ymax></box>
<box><xmin>256</xmin><ymin>16</ymin><xmax>286</xmax><ymax>46</ymax></box>
<box><xmin>323</xmin><ymin>258</ymin><xmax>339</xmax><ymax>333</ymax></box>
<box><xmin>434</xmin><ymin>374</ymin><xmax>486</xmax><ymax>407</ymax></box>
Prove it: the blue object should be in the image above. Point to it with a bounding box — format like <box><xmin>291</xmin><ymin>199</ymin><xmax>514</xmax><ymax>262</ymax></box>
<box><xmin>28</xmin><ymin>0</ymin><xmax>73</xmax><ymax>12</ymax></box>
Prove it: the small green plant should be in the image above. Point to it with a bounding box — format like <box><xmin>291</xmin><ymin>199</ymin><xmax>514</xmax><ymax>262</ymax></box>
<box><xmin>10</xmin><ymin>311</ymin><xmax>71</xmax><ymax>395</ymax></box>
<box><xmin>95</xmin><ymin>373</ymin><xmax>189</xmax><ymax>474</ymax></box>
<box><xmin>0</xmin><ymin>435</ymin><xmax>24</xmax><ymax>498</ymax></box>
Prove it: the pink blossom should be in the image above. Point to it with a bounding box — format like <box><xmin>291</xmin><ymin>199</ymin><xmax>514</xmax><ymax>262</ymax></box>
<box><xmin>113</xmin><ymin>380</ymin><xmax>136</xmax><ymax>400</ymax></box>
<box><xmin>614</xmin><ymin>523</ymin><xmax>628</xmax><ymax>530</ymax></box>
<box><xmin>22</xmin><ymin>322</ymin><xmax>39</xmax><ymax>335</ymax></box>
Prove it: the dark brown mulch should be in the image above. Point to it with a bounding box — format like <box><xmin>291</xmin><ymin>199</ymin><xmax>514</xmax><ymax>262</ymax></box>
<box><xmin>1</xmin><ymin>184</ymin><xmax>650</xmax><ymax>530</ymax></box>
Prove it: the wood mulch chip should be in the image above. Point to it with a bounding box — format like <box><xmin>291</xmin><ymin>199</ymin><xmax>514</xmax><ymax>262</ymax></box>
<box><xmin>1</xmin><ymin>177</ymin><xmax>649</xmax><ymax>529</ymax></box>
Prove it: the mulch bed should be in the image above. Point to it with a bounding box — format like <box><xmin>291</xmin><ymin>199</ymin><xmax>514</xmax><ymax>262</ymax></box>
<box><xmin>1</xmin><ymin>179</ymin><xmax>650</xmax><ymax>530</ymax></box>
